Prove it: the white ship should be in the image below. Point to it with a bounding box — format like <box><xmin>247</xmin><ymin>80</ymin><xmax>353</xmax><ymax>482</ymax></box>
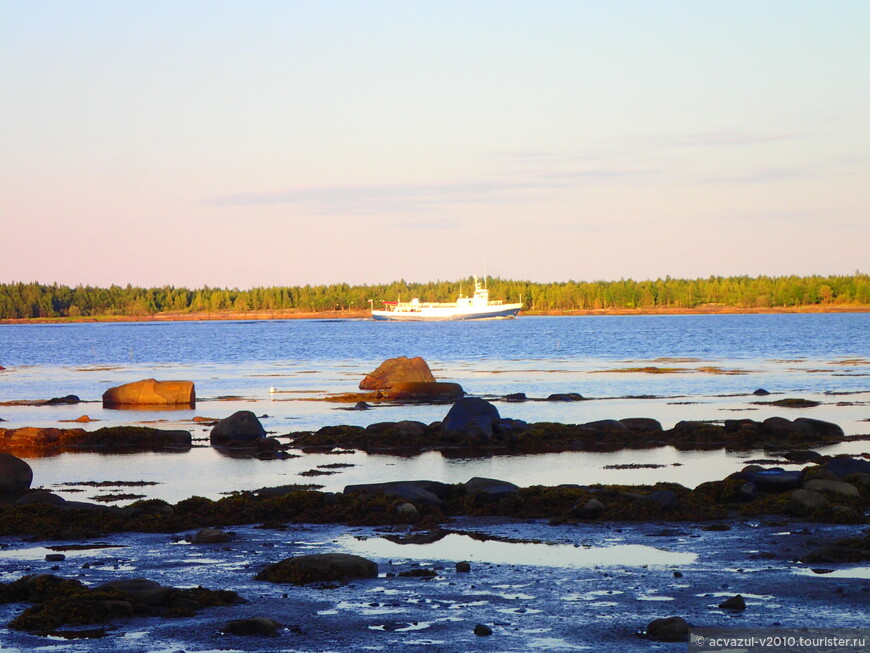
<box><xmin>371</xmin><ymin>278</ymin><xmax>522</xmax><ymax>321</ymax></box>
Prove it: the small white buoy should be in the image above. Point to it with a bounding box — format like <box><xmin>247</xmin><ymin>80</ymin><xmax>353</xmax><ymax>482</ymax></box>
<box><xmin>269</xmin><ymin>386</ymin><xmax>277</xmax><ymax>394</ymax></box>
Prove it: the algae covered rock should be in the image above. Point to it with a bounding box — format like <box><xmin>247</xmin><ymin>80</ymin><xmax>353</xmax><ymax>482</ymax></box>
<box><xmin>255</xmin><ymin>553</ymin><xmax>378</xmax><ymax>585</ymax></box>
<box><xmin>102</xmin><ymin>379</ymin><xmax>195</xmax><ymax>408</ymax></box>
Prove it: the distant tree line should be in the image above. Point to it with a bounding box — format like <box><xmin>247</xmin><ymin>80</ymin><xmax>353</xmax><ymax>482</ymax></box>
<box><xmin>0</xmin><ymin>273</ymin><xmax>868</xmax><ymax>319</ymax></box>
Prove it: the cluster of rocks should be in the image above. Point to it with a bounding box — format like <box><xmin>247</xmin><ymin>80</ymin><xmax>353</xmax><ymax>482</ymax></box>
<box><xmin>292</xmin><ymin>395</ymin><xmax>849</xmax><ymax>455</ymax></box>
<box><xmin>0</xmin><ymin>426</ymin><xmax>192</xmax><ymax>456</ymax></box>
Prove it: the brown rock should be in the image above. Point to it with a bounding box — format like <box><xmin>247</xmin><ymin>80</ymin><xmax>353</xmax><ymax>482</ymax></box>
<box><xmin>255</xmin><ymin>553</ymin><xmax>378</xmax><ymax>585</ymax></box>
<box><xmin>102</xmin><ymin>379</ymin><xmax>195</xmax><ymax>407</ymax></box>
<box><xmin>359</xmin><ymin>357</ymin><xmax>435</xmax><ymax>390</ymax></box>
<box><xmin>384</xmin><ymin>382</ymin><xmax>464</xmax><ymax>401</ymax></box>
<box><xmin>74</xmin><ymin>415</ymin><xmax>92</xmax><ymax>423</ymax></box>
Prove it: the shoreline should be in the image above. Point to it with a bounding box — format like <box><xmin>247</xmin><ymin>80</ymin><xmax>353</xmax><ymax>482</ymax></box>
<box><xmin>1</xmin><ymin>303</ymin><xmax>868</xmax><ymax>325</ymax></box>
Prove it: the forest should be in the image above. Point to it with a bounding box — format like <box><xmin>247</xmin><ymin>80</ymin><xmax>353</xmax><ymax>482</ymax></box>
<box><xmin>0</xmin><ymin>273</ymin><xmax>868</xmax><ymax>319</ymax></box>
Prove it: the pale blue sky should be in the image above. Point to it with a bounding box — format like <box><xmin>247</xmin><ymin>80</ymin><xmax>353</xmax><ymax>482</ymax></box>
<box><xmin>2</xmin><ymin>1</ymin><xmax>868</xmax><ymax>287</ymax></box>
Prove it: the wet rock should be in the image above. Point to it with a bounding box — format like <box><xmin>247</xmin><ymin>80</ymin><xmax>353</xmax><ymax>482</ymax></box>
<box><xmin>398</xmin><ymin>568</ymin><xmax>437</xmax><ymax>578</ymax></box>
<box><xmin>210</xmin><ymin>411</ymin><xmax>267</xmax><ymax>446</ymax></box>
<box><xmin>719</xmin><ymin>594</ymin><xmax>746</xmax><ymax>611</ymax></box>
<box><xmin>546</xmin><ymin>393</ymin><xmax>584</xmax><ymax>401</ymax></box>
<box><xmin>619</xmin><ymin>417</ymin><xmax>663</xmax><ymax>432</ymax></box>
<box><xmin>442</xmin><ymin>398</ymin><xmax>501</xmax><ymax>441</ymax></box>
<box><xmin>0</xmin><ymin>453</ymin><xmax>32</xmax><ymax>496</ymax></box>
<box><xmin>582</xmin><ymin>419</ymin><xmax>629</xmax><ymax>432</ymax></box>
<box><xmin>15</xmin><ymin>491</ymin><xmax>65</xmax><ymax>506</ymax></box>
<box><xmin>794</xmin><ymin>418</ymin><xmax>843</xmax><ymax>439</ymax></box>
<box><xmin>255</xmin><ymin>553</ymin><xmax>378</xmax><ymax>585</ymax></box>
<box><xmin>395</xmin><ymin>502</ymin><xmax>419</xmax><ymax>519</ymax></box>
<box><xmin>73</xmin><ymin>415</ymin><xmax>93</xmax><ymax>423</ymax></box>
<box><xmin>830</xmin><ymin>505</ymin><xmax>862</xmax><ymax>522</ymax></box>
<box><xmin>733</xmin><ymin>467</ymin><xmax>803</xmax><ymax>492</ymax></box>
<box><xmin>493</xmin><ymin>418</ymin><xmax>530</xmax><ymax>438</ymax></box>
<box><xmin>463</xmin><ymin>477</ymin><xmax>520</xmax><ymax>500</ymax></box>
<box><xmin>789</xmin><ymin>489</ymin><xmax>830</xmax><ymax>517</ymax></box>
<box><xmin>352</xmin><ymin>401</ymin><xmax>371</xmax><ymax>410</ymax></box>
<box><xmin>456</xmin><ymin>561</ymin><xmax>471</xmax><ymax>573</ymax></box>
<box><xmin>572</xmin><ymin>498</ymin><xmax>606</xmax><ymax>519</ymax></box>
<box><xmin>344</xmin><ymin>480</ymin><xmax>449</xmax><ymax>507</ymax></box>
<box><xmin>753</xmin><ymin>388</ymin><xmax>771</xmax><ymax>396</ymax></box>
<box><xmin>360</xmin><ymin>356</ymin><xmax>435</xmax><ymax>390</ymax></box>
<box><xmin>224</xmin><ymin>617</ymin><xmax>282</xmax><ymax>636</ymax></box>
<box><xmin>384</xmin><ymin>382</ymin><xmax>464</xmax><ymax>402</ymax></box>
<box><xmin>97</xmin><ymin>578</ymin><xmax>174</xmax><ymax>606</ymax></box>
<box><xmin>474</xmin><ymin>623</ymin><xmax>493</xmax><ymax>636</ymax></box>
<box><xmin>645</xmin><ymin>489</ymin><xmax>681</xmax><ymax>511</ymax></box>
<box><xmin>802</xmin><ymin>479</ymin><xmax>860</xmax><ymax>500</ymax></box>
<box><xmin>189</xmin><ymin>527</ymin><xmax>232</xmax><ymax>544</ymax></box>
<box><xmin>825</xmin><ymin>456</ymin><xmax>870</xmax><ymax>479</ymax></box>
<box><xmin>504</xmin><ymin>392</ymin><xmax>527</xmax><ymax>402</ymax></box>
<box><xmin>44</xmin><ymin>554</ymin><xmax>65</xmax><ymax>562</ymax></box>
<box><xmin>646</xmin><ymin>616</ymin><xmax>690</xmax><ymax>642</ymax></box>
<box><xmin>44</xmin><ymin>395</ymin><xmax>81</xmax><ymax>406</ymax></box>
<box><xmin>782</xmin><ymin>450</ymin><xmax>824</xmax><ymax>464</ymax></box>
<box><xmin>102</xmin><ymin>379</ymin><xmax>195</xmax><ymax>408</ymax></box>
<box><xmin>767</xmin><ymin>398</ymin><xmax>821</xmax><ymax>408</ymax></box>
<box><xmin>761</xmin><ymin>417</ymin><xmax>815</xmax><ymax>438</ymax></box>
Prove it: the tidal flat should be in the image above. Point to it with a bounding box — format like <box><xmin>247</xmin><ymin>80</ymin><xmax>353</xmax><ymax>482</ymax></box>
<box><xmin>1</xmin><ymin>316</ymin><xmax>869</xmax><ymax>650</ymax></box>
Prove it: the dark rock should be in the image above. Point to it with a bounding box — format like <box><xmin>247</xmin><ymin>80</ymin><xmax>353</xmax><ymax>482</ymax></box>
<box><xmin>803</xmin><ymin>479</ymin><xmax>859</xmax><ymax>500</ymax></box>
<box><xmin>762</xmin><ymin>417</ymin><xmax>815</xmax><ymax>438</ymax></box>
<box><xmin>456</xmin><ymin>561</ymin><xmax>471</xmax><ymax>573</ymax></box>
<box><xmin>646</xmin><ymin>616</ymin><xmax>690</xmax><ymax>642</ymax></box>
<box><xmin>733</xmin><ymin>467</ymin><xmax>802</xmax><ymax>492</ymax></box>
<box><xmin>753</xmin><ymin>388</ymin><xmax>771</xmax><ymax>396</ymax></box>
<box><xmin>190</xmin><ymin>528</ymin><xmax>232</xmax><ymax>544</ymax></box>
<box><xmin>504</xmin><ymin>393</ymin><xmax>527</xmax><ymax>402</ymax></box>
<box><xmin>463</xmin><ymin>477</ymin><xmax>520</xmax><ymax>500</ymax></box>
<box><xmin>0</xmin><ymin>453</ymin><xmax>32</xmax><ymax>495</ymax></box>
<box><xmin>44</xmin><ymin>395</ymin><xmax>81</xmax><ymax>405</ymax></box>
<box><xmin>719</xmin><ymin>594</ymin><xmax>746</xmax><ymax>610</ymax></box>
<box><xmin>493</xmin><ymin>418</ymin><xmax>529</xmax><ymax>437</ymax></box>
<box><xmin>572</xmin><ymin>498</ymin><xmax>605</xmax><ymax>519</ymax></box>
<box><xmin>102</xmin><ymin>379</ymin><xmax>195</xmax><ymax>408</ymax></box>
<box><xmin>255</xmin><ymin>553</ymin><xmax>378</xmax><ymax>585</ymax></box>
<box><xmin>16</xmin><ymin>491</ymin><xmax>65</xmax><ymax>505</ymax></box>
<box><xmin>582</xmin><ymin>419</ymin><xmax>628</xmax><ymax>432</ymax></box>
<box><xmin>619</xmin><ymin>417</ymin><xmax>663</xmax><ymax>432</ymax></box>
<box><xmin>97</xmin><ymin>578</ymin><xmax>173</xmax><ymax>606</ymax></box>
<box><xmin>782</xmin><ymin>450</ymin><xmax>824</xmax><ymax>464</ymax></box>
<box><xmin>825</xmin><ymin>456</ymin><xmax>870</xmax><ymax>479</ymax></box>
<box><xmin>45</xmin><ymin>554</ymin><xmax>65</xmax><ymax>562</ymax></box>
<box><xmin>398</xmin><ymin>568</ymin><xmax>437</xmax><ymax>578</ymax></box>
<box><xmin>645</xmin><ymin>490</ymin><xmax>681</xmax><ymax>511</ymax></box>
<box><xmin>224</xmin><ymin>617</ymin><xmax>281</xmax><ymax>636</ymax></box>
<box><xmin>353</xmin><ymin>402</ymin><xmax>371</xmax><ymax>410</ymax></box>
<box><xmin>546</xmin><ymin>393</ymin><xmax>584</xmax><ymax>401</ymax></box>
<box><xmin>789</xmin><ymin>489</ymin><xmax>829</xmax><ymax>517</ymax></box>
<box><xmin>210</xmin><ymin>411</ymin><xmax>267</xmax><ymax>446</ymax></box>
<box><xmin>360</xmin><ymin>357</ymin><xmax>435</xmax><ymax>390</ymax></box>
<box><xmin>395</xmin><ymin>502</ymin><xmax>419</xmax><ymax>519</ymax></box>
<box><xmin>442</xmin><ymin>398</ymin><xmax>501</xmax><ymax>441</ymax></box>
<box><xmin>474</xmin><ymin>623</ymin><xmax>493</xmax><ymax>636</ymax></box>
<box><xmin>344</xmin><ymin>480</ymin><xmax>449</xmax><ymax>507</ymax></box>
<box><xmin>794</xmin><ymin>418</ymin><xmax>844</xmax><ymax>439</ymax></box>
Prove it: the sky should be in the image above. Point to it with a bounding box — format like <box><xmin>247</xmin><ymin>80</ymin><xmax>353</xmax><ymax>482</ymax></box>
<box><xmin>2</xmin><ymin>1</ymin><xmax>868</xmax><ymax>289</ymax></box>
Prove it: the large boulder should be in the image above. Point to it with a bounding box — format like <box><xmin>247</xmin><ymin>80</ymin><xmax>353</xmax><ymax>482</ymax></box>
<box><xmin>463</xmin><ymin>477</ymin><xmax>520</xmax><ymax>501</ymax></box>
<box><xmin>825</xmin><ymin>456</ymin><xmax>870</xmax><ymax>479</ymax></box>
<box><xmin>359</xmin><ymin>357</ymin><xmax>435</xmax><ymax>390</ymax></box>
<box><xmin>102</xmin><ymin>379</ymin><xmax>195</xmax><ymax>408</ymax></box>
<box><xmin>789</xmin><ymin>489</ymin><xmax>830</xmax><ymax>516</ymax></box>
<box><xmin>0</xmin><ymin>453</ymin><xmax>33</xmax><ymax>496</ymax></box>
<box><xmin>255</xmin><ymin>553</ymin><xmax>378</xmax><ymax>584</ymax></box>
<box><xmin>383</xmin><ymin>381</ymin><xmax>464</xmax><ymax>402</ymax></box>
<box><xmin>646</xmin><ymin>616</ymin><xmax>690</xmax><ymax>642</ymax></box>
<box><xmin>442</xmin><ymin>398</ymin><xmax>501</xmax><ymax>441</ymax></box>
<box><xmin>210</xmin><ymin>411</ymin><xmax>267</xmax><ymax>446</ymax></box>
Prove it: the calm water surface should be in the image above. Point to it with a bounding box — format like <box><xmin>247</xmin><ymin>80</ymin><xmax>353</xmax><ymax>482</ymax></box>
<box><xmin>1</xmin><ymin>315</ymin><xmax>868</xmax><ymax>501</ymax></box>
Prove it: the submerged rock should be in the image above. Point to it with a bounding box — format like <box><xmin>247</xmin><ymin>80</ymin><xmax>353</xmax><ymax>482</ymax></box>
<box><xmin>223</xmin><ymin>617</ymin><xmax>282</xmax><ymax>636</ymax></box>
<box><xmin>359</xmin><ymin>356</ymin><xmax>435</xmax><ymax>390</ymax></box>
<box><xmin>102</xmin><ymin>379</ymin><xmax>195</xmax><ymax>408</ymax></box>
<box><xmin>719</xmin><ymin>594</ymin><xmax>746</xmax><ymax>611</ymax></box>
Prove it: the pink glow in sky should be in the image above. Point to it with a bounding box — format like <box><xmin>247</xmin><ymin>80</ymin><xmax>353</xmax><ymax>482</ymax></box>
<box><xmin>2</xmin><ymin>1</ymin><xmax>868</xmax><ymax>288</ymax></box>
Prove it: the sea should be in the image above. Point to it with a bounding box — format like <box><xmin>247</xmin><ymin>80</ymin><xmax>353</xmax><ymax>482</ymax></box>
<box><xmin>1</xmin><ymin>314</ymin><xmax>868</xmax><ymax>504</ymax></box>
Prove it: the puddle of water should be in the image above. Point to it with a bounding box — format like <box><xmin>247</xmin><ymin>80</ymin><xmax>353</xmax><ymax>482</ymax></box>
<box><xmin>339</xmin><ymin>533</ymin><xmax>697</xmax><ymax>568</ymax></box>
<box><xmin>795</xmin><ymin>567</ymin><xmax>870</xmax><ymax>579</ymax></box>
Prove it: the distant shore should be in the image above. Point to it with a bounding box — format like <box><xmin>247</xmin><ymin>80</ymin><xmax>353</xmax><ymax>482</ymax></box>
<box><xmin>1</xmin><ymin>303</ymin><xmax>868</xmax><ymax>325</ymax></box>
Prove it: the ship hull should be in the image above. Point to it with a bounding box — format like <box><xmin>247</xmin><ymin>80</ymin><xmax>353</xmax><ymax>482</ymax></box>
<box><xmin>371</xmin><ymin>304</ymin><xmax>521</xmax><ymax>321</ymax></box>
